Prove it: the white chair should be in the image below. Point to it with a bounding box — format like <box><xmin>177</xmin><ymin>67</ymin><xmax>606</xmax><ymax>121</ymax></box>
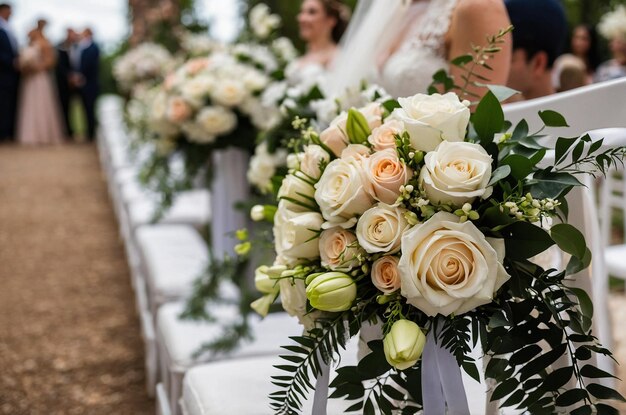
<box><xmin>157</xmin><ymin>303</ymin><xmax>302</xmax><ymax>415</ymax></box>
<box><xmin>503</xmin><ymin>77</ymin><xmax>626</xmax><ymax>137</ymax></box>
<box><xmin>600</xmin><ymin>166</ymin><xmax>626</xmax><ymax>284</ymax></box>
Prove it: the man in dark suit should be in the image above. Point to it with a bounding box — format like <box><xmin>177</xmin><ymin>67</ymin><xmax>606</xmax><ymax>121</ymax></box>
<box><xmin>77</xmin><ymin>28</ymin><xmax>100</xmax><ymax>141</ymax></box>
<box><xmin>55</xmin><ymin>28</ymin><xmax>77</xmax><ymax>139</ymax></box>
<box><xmin>0</xmin><ymin>3</ymin><xmax>19</xmax><ymax>142</ymax></box>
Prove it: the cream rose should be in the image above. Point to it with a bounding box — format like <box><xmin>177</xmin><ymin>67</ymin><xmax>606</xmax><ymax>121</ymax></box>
<box><xmin>319</xmin><ymin>228</ymin><xmax>364</xmax><ymax>271</ymax></box>
<box><xmin>363</xmin><ymin>148</ymin><xmax>413</xmax><ymax>205</ymax></box>
<box><xmin>341</xmin><ymin>144</ymin><xmax>371</xmax><ymax>160</ymax></box>
<box><xmin>358</xmin><ymin>102</ymin><xmax>384</xmax><ymax>130</ymax></box>
<box><xmin>356</xmin><ymin>204</ymin><xmax>409</xmax><ymax>254</ymax></box>
<box><xmin>369</xmin><ymin>119</ymin><xmax>404</xmax><ymax>151</ymax></box>
<box><xmin>180</xmin><ymin>76</ymin><xmax>213</xmax><ymax>108</ymax></box>
<box><xmin>398</xmin><ymin>212</ymin><xmax>510</xmax><ymax>316</ymax></box>
<box><xmin>300</xmin><ymin>145</ymin><xmax>330</xmax><ymax>179</ymax></box>
<box><xmin>319</xmin><ymin>123</ymin><xmax>349</xmax><ymax>157</ymax></box>
<box><xmin>314</xmin><ymin>158</ymin><xmax>374</xmax><ymax>229</ymax></box>
<box><xmin>371</xmin><ymin>256</ymin><xmax>401</xmax><ymax>294</ymax></box>
<box><xmin>166</xmin><ymin>97</ymin><xmax>193</xmax><ymax>123</ymax></box>
<box><xmin>273</xmin><ymin>201</ymin><xmax>324</xmax><ymax>264</ymax></box>
<box><xmin>278</xmin><ymin>172</ymin><xmax>316</xmax><ymax>212</ymax></box>
<box><xmin>392</xmin><ymin>92</ymin><xmax>470</xmax><ymax>152</ymax></box>
<box><xmin>196</xmin><ymin>106</ymin><xmax>237</xmax><ymax>136</ymax></box>
<box><xmin>212</xmin><ymin>79</ymin><xmax>247</xmax><ymax>107</ymax></box>
<box><xmin>419</xmin><ymin>141</ymin><xmax>493</xmax><ymax>207</ymax></box>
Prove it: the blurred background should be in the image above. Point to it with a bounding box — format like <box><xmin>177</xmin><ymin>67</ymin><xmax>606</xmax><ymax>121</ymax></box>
<box><xmin>8</xmin><ymin>0</ymin><xmax>625</xmax><ymax>96</ymax></box>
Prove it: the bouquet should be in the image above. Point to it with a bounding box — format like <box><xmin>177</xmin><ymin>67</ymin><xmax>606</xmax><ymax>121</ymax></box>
<box><xmin>248</xmin><ymin>85</ymin><xmax>626</xmax><ymax>413</ymax></box>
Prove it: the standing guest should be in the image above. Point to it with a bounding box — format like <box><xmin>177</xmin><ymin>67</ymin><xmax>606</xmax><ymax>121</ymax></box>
<box><xmin>552</xmin><ymin>25</ymin><xmax>600</xmax><ymax>90</ymax></box>
<box><xmin>0</xmin><ymin>3</ymin><xmax>19</xmax><ymax>142</ymax></box>
<box><xmin>570</xmin><ymin>24</ymin><xmax>600</xmax><ymax>79</ymax></box>
<box><xmin>55</xmin><ymin>28</ymin><xmax>78</xmax><ymax>139</ymax></box>
<box><xmin>595</xmin><ymin>5</ymin><xmax>626</xmax><ymax>83</ymax></box>
<box><xmin>77</xmin><ymin>28</ymin><xmax>100</xmax><ymax>141</ymax></box>
<box><xmin>16</xmin><ymin>20</ymin><xmax>65</xmax><ymax>145</ymax></box>
<box><xmin>504</xmin><ymin>0</ymin><xmax>568</xmax><ymax>100</ymax></box>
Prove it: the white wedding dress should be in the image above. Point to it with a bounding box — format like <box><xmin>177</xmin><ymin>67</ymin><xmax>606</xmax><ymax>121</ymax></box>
<box><xmin>378</xmin><ymin>0</ymin><xmax>459</xmax><ymax>97</ymax></box>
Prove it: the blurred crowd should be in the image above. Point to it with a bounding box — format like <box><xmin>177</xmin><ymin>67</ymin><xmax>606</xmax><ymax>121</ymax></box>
<box><xmin>0</xmin><ymin>3</ymin><xmax>100</xmax><ymax>145</ymax></box>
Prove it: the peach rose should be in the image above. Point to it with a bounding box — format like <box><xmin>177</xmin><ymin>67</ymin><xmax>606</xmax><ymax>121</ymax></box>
<box><xmin>372</xmin><ymin>256</ymin><xmax>401</xmax><ymax>294</ymax></box>
<box><xmin>341</xmin><ymin>144</ymin><xmax>371</xmax><ymax>160</ymax></box>
<box><xmin>319</xmin><ymin>227</ymin><xmax>364</xmax><ymax>272</ymax></box>
<box><xmin>166</xmin><ymin>97</ymin><xmax>193</xmax><ymax>123</ymax></box>
<box><xmin>369</xmin><ymin>119</ymin><xmax>404</xmax><ymax>151</ymax></box>
<box><xmin>358</xmin><ymin>102</ymin><xmax>383</xmax><ymax>130</ymax></box>
<box><xmin>363</xmin><ymin>148</ymin><xmax>413</xmax><ymax>205</ymax></box>
<box><xmin>185</xmin><ymin>57</ymin><xmax>210</xmax><ymax>76</ymax></box>
<box><xmin>320</xmin><ymin>125</ymin><xmax>349</xmax><ymax>157</ymax></box>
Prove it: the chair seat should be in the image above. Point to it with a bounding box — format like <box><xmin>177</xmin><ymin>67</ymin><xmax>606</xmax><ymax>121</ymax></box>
<box><xmin>128</xmin><ymin>190</ymin><xmax>210</xmax><ymax>230</ymax></box>
<box><xmin>158</xmin><ymin>302</ymin><xmax>301</xmax><ymax>369</ymax></box>
<box><xmin>136</xmin><ymin>225</ymin><xmax>211</xmax><ymax>301</ymax></box>
<box><xmin>605</xmin><ymin>244</ymin><xmax>626</xmax><ymax>279</ymax></box>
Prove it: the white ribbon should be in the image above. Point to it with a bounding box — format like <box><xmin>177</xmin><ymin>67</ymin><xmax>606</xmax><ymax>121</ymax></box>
<box><xmin>312</xmin><ymin>357</ymin><xmax>330</xmax><ymax>415</ymax></box>
<box><xmin>421</xmin><ymin>330</ymin><xmax>470</xmax><ymax>415</ymax></box>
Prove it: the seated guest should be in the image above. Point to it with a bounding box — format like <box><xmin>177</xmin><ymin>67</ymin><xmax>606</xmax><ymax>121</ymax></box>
<box><xmin>504</xmin><ymin>0</ymin><xmax>568</xmax><ymax>100</ymax></box>
<box><xmin>555</xmin><ymin>54</ymin><xmax>588</xmax><ymax>92</ymax></box>
<box><xmin>595</xmin><ymin>5</ymin><xmax>626</xmax><ymax>83</ymax></box>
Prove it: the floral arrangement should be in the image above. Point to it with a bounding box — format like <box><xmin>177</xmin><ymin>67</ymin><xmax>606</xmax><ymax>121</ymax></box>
<box><xmin>598</xmin><ymin>5</ymin><xmax>626</xmax><ymax>41</ymax></box>
<box><xmin>112</xmin><ymin>43</ymin><xmax>175</xmax><ymax>93</ymax></box>
<box><xmin>247</xmin><ymin>84</ymin><xmax>626</xmax><ymax>413</ymax></box>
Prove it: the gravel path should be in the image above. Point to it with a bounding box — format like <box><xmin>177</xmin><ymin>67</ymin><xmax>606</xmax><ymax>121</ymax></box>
<box><xmin>0</xmin><ymin>144</ymin><xmax>152</xmax><ymax>415</ymax></box>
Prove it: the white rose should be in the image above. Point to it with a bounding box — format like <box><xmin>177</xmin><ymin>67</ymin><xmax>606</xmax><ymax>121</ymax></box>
<box><xmin>180</xmin><ymin>76</ymin><xmax>213</xmax><ymax>108</ymax></box>
<box><xmin>371</xmin><ymin>255</ymin><xmax>401</xmax><ymax>294</ymax></box>
<box><xmin>286</xmin><ymin>153</ymin><xmax>301</xmax><ymax>170</ymax></box>
<box><xmin>356</xmin><ymin>204</ymin><xmax>409</xmax><ymax>254</ymax></box>
<box><xmin>211</xmin><ymin>79</ymin><xmax>247</xmax><ymax>107</ymax></box>
<box><xmin>358</xmin><ymin>102</ymin><xmax>384</xmax><ymax>130</ymax></box>
<box><xmin>419</xmin><ymin>141</ymin><xmax>493</xmax><ymax>207</ymax></box>
<box><xmin>273</xmin><ymin>201</ymin><xmax>324</xmax><ymax>264</ymax></box>
<box><xmin>363</xmin><ymin>148</ymin><xmax>413</xmax><ymax>205</ymax></box>
<box><xmin>278</xmin><ymin>172</ymin><xmax>316</xmax><ymax>212</ymax></box>
<box><xmin>369</xmin><ymin>119</ymin><xmax>404</xmax><ymax>151</ymax></box>
<box><xmin>319</xmin><ymin>228</ymin><xmax>364</xmax><ymax>271</ymax></box>
<box><xmin>398</xmin><ymin>212</ymin><xmax>510</xmax><ymax>316</ymax></box>
<box><xmin>300</xmin><ymin>145</ymin><xmax>330</xmax><ymax>179</ymax></box>
<box><xmin>196</xmin><ymin>106</ymin><xmax>237</xmax><ymax>136</ymax></box>
<box><xmin>392</xmin><ymin>93</ymin><xmax>470</xmax><ymax>152</ymax></box>
<box><xmin>242</xmin><ymin>70</ymin><xmax>269</xmax><ymax>92</ymax></box>
<box><xmin>182</xmin><ymin>121</ymin><xmax>216</xmax><ymax>144</ymax></box>
<box><xmin>247</xmin><ymin>151</ymin><xmax>276</xmax><ymax>193</ymax></box>
<box><xmin>314</xmin><ymin>158</ymin><xmax>374</xmax><ymax>229</ymax></box>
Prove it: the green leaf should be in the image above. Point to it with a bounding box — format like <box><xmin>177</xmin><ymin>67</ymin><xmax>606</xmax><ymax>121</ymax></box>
<box><xmin>570</xmin><ymin>406</ymin><xmax>593</xmax><ymax>415</ymax></box>
<box><xmin>451</xmin><ymin>54</ymin><xmax>473</xmax><ymax>66</ymax></box>
<box><xmin>509</xmin><ymin>344</ymin><xmax>542</xmax><ymax>366</ymax></box>
<box><xmin>491</xmin><ymin>378</ymin><xmax>518</xmax><ymax>401</ymax></box>
<box><xmin>543</xmin><ymin>366</ymin><xmax>574</xmax><ymax>391</ymax></box>
<box><xmin>580</xmin><ymin>364</ymin><xmax>615</xmax><ymax>379</ymax></box>
<box><xmin>566</xmin><ymin>247</ymin><xmax>592</xmax><ymax>275</ymax></box>
<box><xmin>572</xmin><ymin>140</ymin><xmax>585</xmax><ymax>163</ymax></box>
<box><xmin>587</xmin><ymin>383</ymin><xmax>626</xmax><ymax>401</ymax></box>
<box><xmin>550</xmin><ymin>223</ymin><xmax>587</xmax><ymax>259</ymax></box>
<box><xmin>462</xmin><ymin>361</ymin><xmax>481</xmax><ymax>383</ymax></box>
<box><xmin>596</xmin><ymin>403</ymin><xmax>620</xmax><ymax>415</ymax></box>
<box><xmin>555</xmin><ymin>388</ymin><xmax>588</xmax><ymax>407</ymax></box>
<box><xmin>500</xmin><ymin>221</ymin><xmax>555</xmax><ymax>260</ymax></box>
<box><xmin>473</xmin><ymin>90</ymin><xmax>504</xmax><ymax>145</ymax></box>
<box><xmin>511</xmin><ymin>119</ymin><xmax>529</xmax><ymax>143</ymax></box>
<box><xmin>519</xmin><ymin>343</ymin><xmax>567</xmax><ymax>382</ymax></box>
<box><xmin>482</xmin><ymin>84</ymin><xmax>519</xmax><ymax>102</ymax></box>
<box><xmin>570</xmin><ymin>287</ymin><xmax>594</xmax><ymax>321</ymax></box>
<box><xmin>539</xmin><ymin>110</ymin><xmax>569</xmax><ymax>128</ymax></box>
<box><xmin>364</xmin><ymin>397</ymin><xmax>375</xmax><ymax>415</ymax></box>
<box><xmin>587</xmin><ymin>137</ymin><xmax>604</xmax><ymax>157</ymax></box>
<box><xmin>555</xmin><ymin>137</ymin><xmax>578</xmax><ymax>164</ymax></box>
<box><xmin>358</xmin><ymin>341</ymin><xmax>391</xmax><ymax>378</ymax></box>
<box><xmin>529</xmin><ymin>170</ymin><xmax>582</xmax><ymax>199</ymax></box>
<box><xmin>382</xmin><ymin>99</ymin><xmax>401</xmax><ymax>114</ymax></box>
<box><xmin>488</xmin><ymin>165</ymin><xmax>511</xmax><ymax>186</ymax></box>
<box><xmin>501</xmin><ymin>154</ymin><xmax>534</xmax><ymax>180</ymax></box>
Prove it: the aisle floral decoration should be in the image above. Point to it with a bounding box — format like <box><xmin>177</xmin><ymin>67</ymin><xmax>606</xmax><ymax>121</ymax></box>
<box><xmin>246</xmin><ymin>34</ymin><xmax>626</xmax><ymax>415</ymax></box>
<box><xmin>132</xmin><ymin>4</ymin><xmax>298</xmax><ymax>218</ymax></box>
<box><xmin>113</xmin><ymin>43</ymin><xmax>175</xmax><ymax>94</ymax></box>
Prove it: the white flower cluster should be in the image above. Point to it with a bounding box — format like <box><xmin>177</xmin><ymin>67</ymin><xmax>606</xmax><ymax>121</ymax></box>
<box><xmin>598</xmin><ymin>5</ymin><xmax>626</xmax><ymax>41</ymax></box>
<box><xmin>310</xmin><ymin>84</ymin><xmax>391</xmax><ymax>128</ymax></box>
<box><xmin>249</xmin><ymin>3</ymin><xmax>281</xmax><ymax>40</ymax></box>
<box><xmin>180</xmin><ymin>32</ymin><xmax>224</xmax><ymax>57</ymax></box>
<box><xmin>113</xmin><ymin>43</ymin><xmax>174</xmax><ymax>92</ymax></box>
<box><xmin>247</xmin><ymin>142</ymin><xmax>288</xmax><ymax>194</ymax></box>
<box><xmin>255</xmin><ymin>92</ymin><xmax>510</xmax><ymax>321</ymax></box>
<box><xmin>148</xmin><ymin>51</ymin><xmax>273</xmax><ymax>146</ymax></box>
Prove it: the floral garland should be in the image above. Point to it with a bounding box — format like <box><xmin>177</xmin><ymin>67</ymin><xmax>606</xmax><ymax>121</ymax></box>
<box><xmin>246</xmin><ymin>81</ymin><xmax>626</xmax><ymax>413</ymax></box>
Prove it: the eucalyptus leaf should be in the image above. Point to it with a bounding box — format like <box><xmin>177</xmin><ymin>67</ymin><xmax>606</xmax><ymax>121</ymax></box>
<box><xmin>488</xmin><ymin>165</ymin><xmax>511</xmax><ymax>186</ymax></box>
<box><xmin>539</xmin><ymin>110</ymin><xmax>569</xmax><ymax>128</ymax></box>
<box><xmin>473</xmin><ymin>90</ymin><xmax>504</xmax><ymax>145</ymax></box>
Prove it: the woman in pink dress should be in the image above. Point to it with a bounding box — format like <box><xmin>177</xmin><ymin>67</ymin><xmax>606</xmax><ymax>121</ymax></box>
<box><xmin>16</xmin><ymin>21</ymin><xmax>65</xmax><ymax>145</ymax></box>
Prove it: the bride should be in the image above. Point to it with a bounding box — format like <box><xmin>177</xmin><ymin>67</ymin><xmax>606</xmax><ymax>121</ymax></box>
<box><xmin>329</xmin><ymin>0</ymin><xmax>511</xmax><ymax>98</ymax></box>
<box><xmin>16</xmin><ymin>20</ymin><xmax>65</xmax><ymax>145</ymax></box>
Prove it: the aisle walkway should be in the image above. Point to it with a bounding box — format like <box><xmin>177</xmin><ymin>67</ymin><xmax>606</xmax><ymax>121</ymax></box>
<box><xmin>0</xmin><ymin>144</ymin><xmax>152</xmax><ymax>414</ymax></box>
